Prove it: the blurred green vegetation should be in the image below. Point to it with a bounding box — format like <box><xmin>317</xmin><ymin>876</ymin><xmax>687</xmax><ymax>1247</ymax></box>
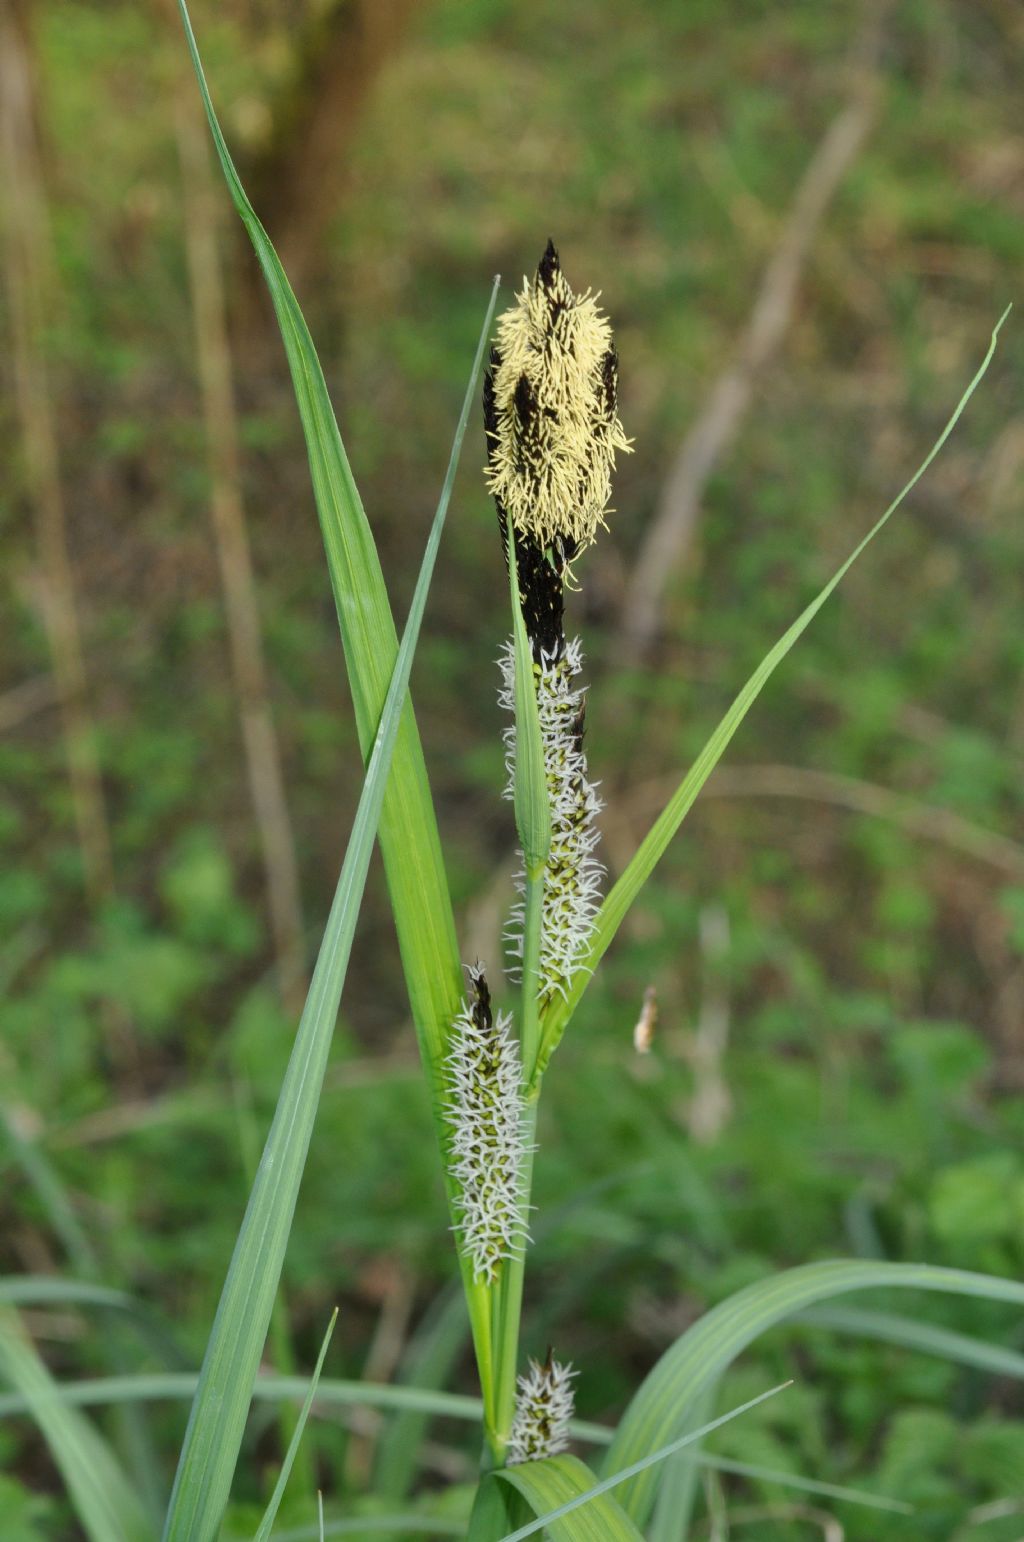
<box><xmin>2</xmin><ymin>0</ymin><xmax>1023</xmax><ymax>1536</ymax></box>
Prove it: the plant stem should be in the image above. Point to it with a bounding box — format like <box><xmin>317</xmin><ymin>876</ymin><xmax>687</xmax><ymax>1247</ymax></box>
<box><xmin>489</xmin><ymin>1096</ymin><xmax>538</xmax><ymax>1459</ymax></box>
<box><xmin>519</xmin><ymin>870</ymin><xmax>545</xmax><ymax>1082</ymax></box>
<box><xmin>486</xmin><ymin>861</ymin><xmax>546</xmax><ymax>1454</ymax></box>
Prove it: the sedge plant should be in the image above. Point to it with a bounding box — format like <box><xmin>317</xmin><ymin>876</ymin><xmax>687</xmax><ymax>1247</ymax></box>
<box><xmin>0</xmin><ymin>5</ymin><xmax>1020</xmax><ymax>1541</ymax></box>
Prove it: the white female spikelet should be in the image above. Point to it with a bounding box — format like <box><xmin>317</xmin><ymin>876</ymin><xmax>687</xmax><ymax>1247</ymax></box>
<box><xmin>507</xmin><ymin>1354</ymin><xmax>576</xmax><ymax>1465</ymax></box>
<box><xmin>446</xmin><ymin>964</ymin><xmax>528</xmax><ymax>1284</ymax></box>
<box><xmin>500</xmin><ymin>637</ymin><xmax>603</xmax><ymax>1004</ymax></box>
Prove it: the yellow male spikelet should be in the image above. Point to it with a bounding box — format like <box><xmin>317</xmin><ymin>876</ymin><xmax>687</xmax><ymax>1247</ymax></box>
<box><xmin>484</xmin><ymin>240</ymin><xmax>631</xmax><ymax>564</ymax></box>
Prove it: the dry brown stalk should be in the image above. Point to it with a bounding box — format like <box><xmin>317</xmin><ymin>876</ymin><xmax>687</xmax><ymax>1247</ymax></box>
<box><xmin>616</xmin><ymin>761</ymin><xmax>1024</xmax><ymax>882</ymax></box>
<box><xmin>620</xmin><ymin>3</ymin><xmax>889</xmax><ymax>663</ymax></box>
<box><xmin>0</xmin><ymin>673</ymin><xmax>58</xmax><ymax>734</ymax></box>
<box><xmin>0</xmin><ymin>0</ymin><xmax>113</xmax><ymax>904</ymax></box>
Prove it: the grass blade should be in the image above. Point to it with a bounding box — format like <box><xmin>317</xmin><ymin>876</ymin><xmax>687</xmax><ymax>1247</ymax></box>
<box><xmin>0</xmin><ymin>1364</ymin><xmax>911</xmax><ymax>1521</ymax></box>
<box><xmin>536</xmin><ymin>308</ymin><xmax>1010</xmax><ymax>1074</ymax></box>
<box><xmin>604</xmin><ymin>1257</ymin><xmax>1024</xmax><ymax>1526</ymax></box>
<box><xmin>0</xmin><ymin>1104</ymin><xmax>94</xmax><ymax>1273</ymax></box>
<box><xmin>648</xmin><ymin>1383</ymin><xmax>714</xmax><ymax>1542</ymax></box>
<box><xmin>176</xmin><ymin>0</ymin><xmax>500</xmax><ymax>1408</ymax></box>
<box><xmin>160</xmin><ymin>276</ymin><xmax>500</xmax><ymax>1542</ymax></box>
<box><xmin>253</xmin><ymin>1309</ymin><xmax>337</xmax><ymax>1542</ymax></box>
<box><xmin>495</xmin><ymin>1383</ymin><xmax>789</xmax><ymax>1542</ymax></box>
<box><xmin>0</xmin><ymin>1372</ymin><xmax>484</xmax><ymax>1423</ymax></box>
<box><xmin>0</xmin><ymin>1307</ymin><xmax>150</xmax><ymax>1542</ymax></box>
<box><xmin>498</xmin><ymin>1453</ymin><xmax>645</xmax><ymax>1542</ymax></box>
<box><xmin>175</xmin><ymin>0</ymin><xmax>463</xmax><ymax>1126</ymax></box>
<box><xmin>373</xmin><ymin>1286</ymin><xmax>468</xmax><ymax>1499</ymax></box>
<box><xmin>797</xmin><ymin>1303</ymin><xmax>1024</xmax><ymax>1378</ymax></box>
<box><xmin>275</xmin><ymin>1520</ymin><xmax>467</xmax><ymax>1541</ymax></box>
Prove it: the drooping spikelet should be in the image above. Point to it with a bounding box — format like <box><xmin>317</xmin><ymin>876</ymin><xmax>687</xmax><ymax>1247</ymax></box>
<box><xmin>507</xmin><ymin>1354</ymin><xmax>576</xmax><ymax>1466</ymax></box>
<box><xmin>484</xmin><ymin>240</ymin><xmax>631</xmax><ymax>565</ymax></box>
<box><xmin>499</xmin><ymin>637</ymin><xmax>603</xmax><ymax>1004</ymax></box>
<box><xmin>446</xmin><ymin>964</ymin><xmax>528</xmax><ymax>1284</ymax></box>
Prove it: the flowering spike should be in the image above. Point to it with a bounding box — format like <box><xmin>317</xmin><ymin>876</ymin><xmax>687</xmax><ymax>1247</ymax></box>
<box><xmin>445</xmin><ymin>964</ymin><xmax>529</xmax><ymax>1284</ymax></box>
<box><xmin>484</xmin><ymin>241</ymin><xmax>631</xmax><ymax>566</ymax></box>
<box><xmin>507</xmin><ymin>1353</ymin><xmax>576</xmax><ymax>1466</ymax></box>
<box><xmin>499</xmin><ymin>638</ymin><xmax>603</xmax><ymax>1004</ymax></box>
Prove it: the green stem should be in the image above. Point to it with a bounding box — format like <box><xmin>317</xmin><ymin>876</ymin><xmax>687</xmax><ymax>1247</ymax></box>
<box><xmin>490</xmin><ymin>1096</ymin><xmax>539</xmax><ymax>1458</ymax></box>
<box><xmin>487</xmin><ymin>859</ymin><xmax>546</xmax><ymax>1454</ymax></box>
<box><xmin>519</xmin><ymin>870</ymin><xmax>545</xmax><ymax>1081</ymax></box>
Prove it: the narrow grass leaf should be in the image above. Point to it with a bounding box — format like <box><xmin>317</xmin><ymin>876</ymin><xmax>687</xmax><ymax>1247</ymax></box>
<box><xmin>0</xmin><ymin>1372</ymin><xmax>484</xmax><ymax>1423</ymax></box>
<box><xmin>648</xmin><ymin>1383</ymin><xmax>713</xmax><ymax>1542</ymax></box>
<box><xmin>0</xmin><ymin>1104</ymin><xmax>94</xmax><ymax>1272</ymax></box>
<box><xmin>497</xmin><ymin>1454</ymin><xmax>645</xmax><ymax>1542</ymax></box>
<box><xmin>797</xmin><ymin>1303</ymin><xmax>1024</xmax><ymax>1379</ymax></box>
<box><xmin>0</xmin><ymin>1307</ymin><xmax>150</xmax><ymax>1542</ymax></box>
<box><xmin>252</xmin><ymin>1309</ymin><xmax>337</xmax><ymax>1542</ymax></box>
<box><xmin>536</xmin><ymin>308</ymin><xmax>1010</xmax><ymax>1072</ymax></box>
<box><xmin>605</xmin><ymin>1257</ymin><xmax>1024</xmax><ymax>1525</ymax></box>
<box><xmin>175</xmin><ymin>0</ymin><xmax>462</xmax><ymax>1126</ymax></box>
<box><xmin>688</xmin><ymin>1455</ymin><xmax>912</xmax><ymax>1515</ymax></box>
<box><xmin>275</xmin><ymin>1520</ymin><xmax>467</xmax><ymax>1541</ymax></box>
<box><xmin>0</xmin><ymin>1277</ymin><xmax>138</xmax><ymax>1311</ymax></box>
<box><xmin>0</xmin><ymin>1275</ymin><xmax>183</xmax><ymax>1368</ymax></box>
<box><xmin>0</xmin><ymin>1364</ymin><xmax>910</xmax><ymax>1522</ymax></box>
<box><xmin>176</xmin><ymin>0</ymin><xmax>499</xmax><ymax>1397</ymax></box>
<box><xmin>495</xmin><ymin>1383</ymin><xmax>789</xmax><ymax>1542</ymax></box>
<box><xmin>160</xmin><ymin>275</ymin><xmax>500</xmax><ymax>1542</ymax></box>
<box><xmin>374</xmin><ymin>1287</ymin><xmax>468</xmax><ymax>1499</ymax></box>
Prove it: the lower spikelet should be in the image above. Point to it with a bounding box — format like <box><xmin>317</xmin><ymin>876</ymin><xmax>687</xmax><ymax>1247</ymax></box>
<box><xmin>499</xmin><ymin>638</ymin><xmax>603</xmax><ymax>1003</ymax></box>
<box><xmin>446</xmin><ymin>964</ymin><xmax>528</xmax><ymax>1285</ymax></box>
<box><xmin>507</xmin><ymin>1355</ymin><xmax>576</xmax><ymax>1466</ymax></box>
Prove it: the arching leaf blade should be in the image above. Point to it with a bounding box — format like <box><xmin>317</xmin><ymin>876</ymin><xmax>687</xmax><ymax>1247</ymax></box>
<box><xmin>0</xmin><ymin>1308</ymin><xmax>150</xmax><ymax>1542</ymax></box>
<box><xmin>175</xmin><ymin>0</ymin><xmax>463</xmax><ymax>1125</ymax></box>
<box><xmin>536</xmin><ymin>309</ymin><xmax>1010</xmax><ymax>1074</ymax></box>
<box><xmin>604</xmin><ymin>1257</ymin><xmax>1024</xmax><ymax>1526</ymax></box>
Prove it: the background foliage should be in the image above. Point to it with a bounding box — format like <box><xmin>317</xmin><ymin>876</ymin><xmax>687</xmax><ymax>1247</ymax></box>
<box><xmin>2</xmin><ymin>0</ymin><xmax>1023</xmax><ymax>1536</ymax></box>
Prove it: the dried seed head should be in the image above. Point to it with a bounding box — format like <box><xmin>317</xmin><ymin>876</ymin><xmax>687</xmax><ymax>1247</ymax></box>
<box><xmin>499</xmin><ymin>638</ymin><xmax>603</xmax><ymax>1005</ymax></box>
<box><xmin>445</xmin><ymin>963</ymin><xmax>529</xmax><ymax>1285</ymax></box>
<box><xmin>507</xmin><ymin>1353</ymin><xmax>576</xmax><ymax>1466</ymax></box>
<box><xmin>484</xmin><ymin>240</ymin><xmax>631</xmax><ymax>565</ymax></box>
<box><xmin>633</xmin><ymin>985</ymin><xmax>658</xmax><ymax>1054</ymax></box>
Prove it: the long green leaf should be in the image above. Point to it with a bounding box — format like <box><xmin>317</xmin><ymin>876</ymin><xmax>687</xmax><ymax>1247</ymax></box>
<box><xmin>604</xmin><ymin>1257</ymin><xmax>1024</xmax><ymax>1526</ymax></box>
<box><xmin>498</xmin><ymin>1453</ymin><xmax>645</xmax><ymax>1542</ymax></box>
<box><xmin>0</xmin><ymin>1104</ymin><xmax>94</xmax><ymax>1272</ymax></box>
<box><xmin>0</xmin><ymin>1276</ymin><xmax>134</xmax><ymax>1310</ymax></box>
<box><xmin>0</xmin><ymin>1364</ymin><xmax>910</xmax><ymax>1521</ymax></box>
<box><xmin>0</xmin><ymin>1276</ymin><xmax>184</xmax><ymax>1366</ymax></box>
<box><xmin>373</xmin><ymin>1287</ymin><xmax>468</xmax><ymax>1499</ymax></box>
<box><xmin>797</xmin><ymin>1303</ymin><xmax>1024</xmax><ymax>1379</ymax></box>
<box><xmin>647</xmin><ymin>1384</ymin><xmax>713</xmax><ymax>1542</ymax></box>
<box><xmin>160</xmin><ymin>266</ymin><xmax>500</xmax><ymax>1542</ymax></box>
<box><xmin>275</xmin><ymin>1520</ymin><xmax>466</xmax><ymax>1541</ymax></box>
<box><xmin>677</xmin><ymin>1454</ymin><xmax>912</xmax><ymax>1515</ymax></box>
<box><xmin>0</xmin><ymin>1372</ymin><xmax>483</xmax><ymax>1423</ymax></box>
<box><xmin>0</xmin><ymin>1307</ymin><xmax>150</xmax><ymax>1542</ymax></box>
<box><xmin>495</xmin><ymin>1383</ymin><xmax>788</xmax><ymax>1542</ymax></box>
<box><xmin>176</xmin><ymin>0</ymin><xmax>497</xmax><ymax>1415</ymax></box>
<box><xmin>175</xmin><ymin>0</ymin><xmax>462</xmax><ymax>1118</ymax></box>
<box><xmin>253</xmin><ymin>1309</ymin><xmax>337</xmax><ymax>1542</ymax></box>
<box><xmin>536</xmin><ymin>308</ymin><xmax>1010</xmax><ymax>1073</ymax></box>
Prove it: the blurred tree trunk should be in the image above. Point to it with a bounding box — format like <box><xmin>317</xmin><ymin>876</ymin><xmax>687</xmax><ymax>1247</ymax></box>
<box><xmin>235</xmin><ymin>0</ymin><xmax>422</xmax><ymax>335</ymax></box>
<box><xmin>0</xmin><ymin>0</ymin><xmax>114</xmax><ymax>906</ymax></box>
